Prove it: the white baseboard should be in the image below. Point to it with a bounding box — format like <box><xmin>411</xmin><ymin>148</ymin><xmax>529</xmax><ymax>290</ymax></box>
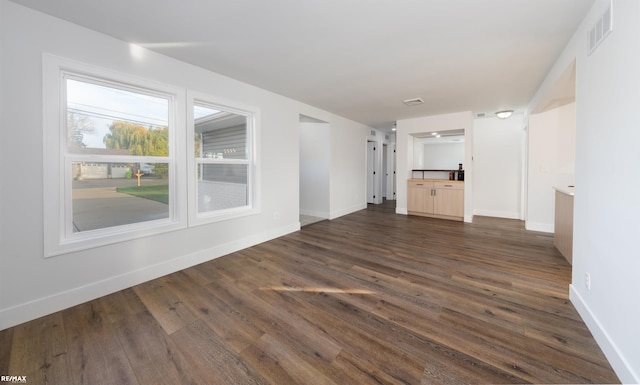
<box><xmin>570</xmin><ymin>285</ymin><xmax>639</xmax><ymax>384</ymax></box>
<box><xmin>525</xmin><ymin>220</ymin><xmax>554</xmax><ymax>233</ymax></box>
<box><xmin>300</xmin><ymin>208</ymin><xmax>329</xmax><ymax>218</ymax></box>
<box><xmin>329</xmin><ymin>202</ymin><xmax>367</xmax><ymax>220</ymax></box>
<box><xmin>473</xmin><ymin>209</ymin><xmax>521</xmax><ymax>220</ymax></box>
<box><xmin>0</xmin><ymin>222</ymin><xmax>300</xmax><ymax>331</ymax></box>
<box><xmin>400</xmin><ymin>208</ymin><xmax>471</xmax><ymax>223</ymax></box>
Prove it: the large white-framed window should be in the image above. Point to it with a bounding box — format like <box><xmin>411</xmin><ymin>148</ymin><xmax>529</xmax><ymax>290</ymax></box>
<box><xmin>43</xmin><ymin>54</ymin><xmax>187</xmax><ymax>257</ymax></box>
<box><xmin>43</xmin><ymin>55</ymin><xmax>261</xmax><ymax>257</ymax></box>
<box><xmin>187</xmin><ymin>91</ymin><xmax>260</xmax><ymax>226</ymax></box>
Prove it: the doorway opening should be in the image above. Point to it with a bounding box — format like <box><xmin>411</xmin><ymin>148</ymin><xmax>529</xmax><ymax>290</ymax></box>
<box><xmin>299</xmin><ymin>115</ymin><xmax>330</xmax><ymax>226</ymax></box>
<box><xmin>527</xmin><ymin>59</ymin><xmax>576</xmax><ymax>265</ymax></box>
<box><xmin>367</xmin><ymin>132</ymin><xmax>396</xmax><ymax>205</ymax></box>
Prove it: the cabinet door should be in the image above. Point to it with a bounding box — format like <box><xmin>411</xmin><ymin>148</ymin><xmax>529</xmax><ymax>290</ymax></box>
<box><xmin>433</xmin><ymin>182</ymin><xmax>464</xmax><ymax>217</ymax></box>
<box><xmin>407</xmin><ymin>181</ymin><xmax>433</xmax><ymax>213</ymax></box>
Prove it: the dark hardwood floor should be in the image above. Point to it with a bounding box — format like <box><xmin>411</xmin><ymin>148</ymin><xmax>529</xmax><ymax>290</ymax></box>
<box><xmin>0</xmin><ymin>200</ymin><xmax>619</xmax><ymax>384</ymax></box>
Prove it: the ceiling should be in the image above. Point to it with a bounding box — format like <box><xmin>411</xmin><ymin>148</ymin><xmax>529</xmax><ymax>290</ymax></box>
<box><xmin>11</xmin><ymin>0</ymin><xmax>592</xmax><ymax>130</ymax></box>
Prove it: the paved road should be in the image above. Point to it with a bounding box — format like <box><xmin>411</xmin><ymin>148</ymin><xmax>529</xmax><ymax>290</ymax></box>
<box><xmin>73</xmin><ymin>176</ymin><xmax>165</xmax><ymax>189</ymax></box>
<box><xmin>72</xmin><ymin>178</ymin><xmax>169</xmax><ymax>232</ymax></box>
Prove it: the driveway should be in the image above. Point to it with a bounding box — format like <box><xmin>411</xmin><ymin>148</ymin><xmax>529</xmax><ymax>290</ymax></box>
<box><xmin>72</xmin><ymin>179</ymin><xmax>169</xmax><ymax>232</ymax></box>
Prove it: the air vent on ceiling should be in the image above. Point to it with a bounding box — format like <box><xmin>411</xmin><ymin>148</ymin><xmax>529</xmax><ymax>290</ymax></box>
<box><xmin>588</xmin><ymin>2</ymin><xmax>612</xmax><ymax>55</ymax></box>
<box><xmin>403</xmin><ymin>97</ymin><xmax>424</xmax><ymax>106</ymax></box>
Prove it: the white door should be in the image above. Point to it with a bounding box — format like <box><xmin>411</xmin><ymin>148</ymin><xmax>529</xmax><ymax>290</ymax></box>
<box><xmin>382</xmin><ymin>144</ymin><xmax>388</xmax><ymax>199</ymax></box>
<box><xmin>367</xmin><ymin>141</ymin><xmax>377</xmax><ymax>203</ymax></box>
<box><xmin>392</xmin><ymin>144</ymin><xmax>397</xmax><ymax>200</ymax></box>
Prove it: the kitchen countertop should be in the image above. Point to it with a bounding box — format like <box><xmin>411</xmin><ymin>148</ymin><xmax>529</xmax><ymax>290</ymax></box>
<box><xmin>554</xmin><ymin>185</ymin><xmax>575</xmax><ymax>196</ymax></box>
<box><xmin>409</xmin><ymin>179</ymin><xmax>464</xmax><ymax>182</ymax></box>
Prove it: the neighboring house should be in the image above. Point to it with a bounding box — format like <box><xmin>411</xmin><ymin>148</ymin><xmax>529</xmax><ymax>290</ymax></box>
<box><xmin>70</xmin><ymin>148</ymin><xmax>133</xmax><ymax>179</ymax></box>
<box><xmin>195</xmin><ymin>111</ymin><xmax>248</xmax><ymax>212</ymax></box>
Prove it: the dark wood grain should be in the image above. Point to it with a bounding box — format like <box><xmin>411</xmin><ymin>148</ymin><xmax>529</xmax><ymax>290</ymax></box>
<box><xmin>0</xmin><ymin>201</ymin><xmax>620</xmax><ymax>384</ymax></box>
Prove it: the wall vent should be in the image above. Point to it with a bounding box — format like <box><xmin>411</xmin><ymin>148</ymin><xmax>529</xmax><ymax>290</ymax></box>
<box><xmin>403</xmin><ymin>97</ymin><xmax>424</xmax><ymax>106</ymax></box>
<box><xmin>385</xmin><ymin>134</ymin><xmax>390</xmax><ymax>140</ymax></box>
<box><xmin>370</xmin><ymin>130</ymin><xmax>376</xmax><ymax>136</ymax></box>
<box><xmin>588</xmin><ymin>2</ymin><xmax>612</xmax><ymax>55</ymax></box>
<box><xmin>475</xmin><ymin>112</ymin><xmax>487</xmax><ymax>118</ymax></box>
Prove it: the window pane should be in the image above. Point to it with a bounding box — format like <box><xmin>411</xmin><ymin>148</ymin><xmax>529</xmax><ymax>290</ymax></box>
<box><xmin>194</xmin><ymin>104</ymin><xmax>247</xmax><ymax>160</ymax></box>
<box><xmin>72</xmin><ymin>162</ymin><xmax>169</xmax><ymax>232</ymax></box>
<box><xmin>197</xmin><ymin>164</ymin><xmax>248</xmax><ymax>213</ymax></box>
<box><xmin>66</xmin><ymin>78</ymin><xmax>169</xmax><ymax>156</ymax></box>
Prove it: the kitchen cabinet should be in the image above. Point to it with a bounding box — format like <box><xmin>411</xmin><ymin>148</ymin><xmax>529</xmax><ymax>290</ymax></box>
<box><xmin>407</xmin><ymin>179</ymin><xmax>464</xmax><ymax>221</ymax></box>
<box><xmin>408</xmin><ymin>180</ymin><xmax>434</xmax><ymax>214</ymax></box>
<box><xmin>554</xmin><ymin>187</ymin><xmax>574</xmax><ymax>265</ymax></box>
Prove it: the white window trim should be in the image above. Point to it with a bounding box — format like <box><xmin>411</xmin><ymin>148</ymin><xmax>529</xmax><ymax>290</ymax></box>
<box><xmin>42</xmin><ymin>54</ymin><xmax>187</xmax><ymax>257</ymax></box>
<box><xmin>186</xmin><ymin>90</ymin><xmax>261</xmax><ymax>226</ymax></box>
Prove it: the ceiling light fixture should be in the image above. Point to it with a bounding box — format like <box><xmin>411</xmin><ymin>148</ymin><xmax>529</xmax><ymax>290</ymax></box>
<box><xmin>495</xmin><ymin>110</ymin><xmax>514</xmax><ymax>119</ymax></box>
<box><xmin>403</xmin><ymin>97</ymin><xmax>424</xmax><ymax>106</ymax></box>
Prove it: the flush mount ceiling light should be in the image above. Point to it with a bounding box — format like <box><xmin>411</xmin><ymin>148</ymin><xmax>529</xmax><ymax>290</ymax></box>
<box><xmin>495</xmin><ymin>110</ymin><xmax>514</xmax><ymax>119</ymax></box>
<box><xmin>403</xmin><ymin>97</ymin><xmax>424</xmax><ymax>106</ymax></box>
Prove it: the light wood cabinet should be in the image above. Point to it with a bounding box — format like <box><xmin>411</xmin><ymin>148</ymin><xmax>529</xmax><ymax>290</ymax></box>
<box><xmin>407</xmin><ymin>180</ymin><xmax>434</xmax><ymax>213</ymax></box>
<box><xmin>554</xmin><ymin>188</ymin><xmax>574</xmax><ymax>265</ymax></box>
<box><xmin>433</xmin><ymin>181</ymin><xmax>464</xmax><ymax>218</ymax></box>
<box><xmin>407</xmin><ymin>179</ymin><xmax>464</xmax><ymax>221</ymax></box>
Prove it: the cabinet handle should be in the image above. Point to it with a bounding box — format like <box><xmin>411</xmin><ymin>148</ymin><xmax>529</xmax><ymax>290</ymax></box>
<box><xmin>444</xmin><ymin>184</ymin><xmax>452</xmax><ymax>187</ymax></box>
<box><xmin>416</xmin><ymin>183</ymin><xmax>423</xmax><ymax>186</ymax></box>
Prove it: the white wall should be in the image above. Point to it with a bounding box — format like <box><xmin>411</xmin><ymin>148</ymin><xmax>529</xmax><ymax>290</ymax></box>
<box><xmin>0</xmin><ymin>1</ymin><xmax>371</xmax><ymax>330</ymax></box>
<box><xmin>329</xmin><ymin>115</ymin><xmax>369</xmax><ymax>217</ymax></box>
<box><xmin>0</xmin><ymin>1</ymin><xmax>5</xmax><ymax>283</ymax></box>
<box><xmin>396</xmin><ymin>111</ymin><xmax>474</xmax><ymax>222</ymax></box>
<box><xmin>526</xmin><ymin>103</ymin><xmax>576</xmax><ymax>231</ymax></box>
<box><xmin>529</xmin><ymin>1</ymin><xmax>640</xmax><ymax>382</ymax></box>
<box><xmin>421</xmin><ymin>142</ymin><xmax>465</xmax><ymax>170</ymax></box>
<box><xmin>473</xmin><ymin>114</ymin><xmax>524</xmax><ymax>219</ymax></box>
<box><xmin>299</xmin><ymin>121</ymin><xmax>330</xmax><ymax>218</ymax></box>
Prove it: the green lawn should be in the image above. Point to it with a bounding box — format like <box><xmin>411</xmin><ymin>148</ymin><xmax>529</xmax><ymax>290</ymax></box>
<box><xmin>116</xmin><ymin>184</ymin><xmax>169</xmax><ymax>204</ymax></box>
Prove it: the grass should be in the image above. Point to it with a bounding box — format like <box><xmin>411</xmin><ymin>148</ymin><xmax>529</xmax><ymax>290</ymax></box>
<box><xmin>116</xmin><ymin>184</ymin><xmax>169</xmax><ymax>204</ymax></box>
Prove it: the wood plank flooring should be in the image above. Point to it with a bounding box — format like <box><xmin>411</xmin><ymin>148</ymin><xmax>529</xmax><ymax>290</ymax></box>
<box><xmin>0</xmin><ymin>201</ymin><xmax>620</xmax><ymax>384</ymax></box>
